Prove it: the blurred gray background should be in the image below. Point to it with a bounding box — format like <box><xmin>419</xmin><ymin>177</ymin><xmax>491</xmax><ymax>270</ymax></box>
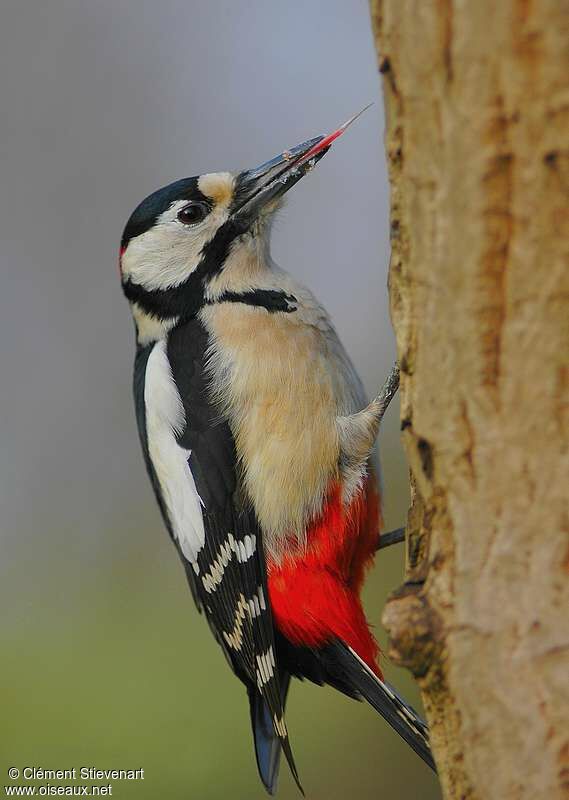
<box><xmin>0</xmin><ymin>1</ymin><xmax>440</xmax><ymax>798</ymax></box>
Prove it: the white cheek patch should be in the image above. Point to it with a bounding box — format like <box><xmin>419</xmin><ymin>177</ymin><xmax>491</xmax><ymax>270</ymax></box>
<box><xmin>144</xmin><ymin>340</ymin><xmax>205</xmax><ymax>563</ymax></box>
<box><xmin>121</xmin><ymin>194</ymin><xmax>231</xmax><ymax>292</ymax></box>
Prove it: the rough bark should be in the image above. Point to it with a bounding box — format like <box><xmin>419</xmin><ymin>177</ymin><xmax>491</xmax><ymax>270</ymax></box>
<box><xmin>368</xmin><ymin>2</ymin><xmax>569</xmax><ymax>799</ymax></box>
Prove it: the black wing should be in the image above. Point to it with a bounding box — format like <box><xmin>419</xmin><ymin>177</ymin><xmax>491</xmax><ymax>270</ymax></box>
<box><xmin>166</xmin><ymin>319</ymin><xmax>300</xmax><ymax>791</ymax></box>
<box><xmin>134</xmin><ymin>341</ymin><xmax>203</xmax><ymax>610</ymax></box>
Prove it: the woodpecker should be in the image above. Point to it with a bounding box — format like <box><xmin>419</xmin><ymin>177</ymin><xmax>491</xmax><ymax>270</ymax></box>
<box><xmin>119</xmin><ymin>112</ymin><xmax>435</xmax><ymax>793</ymax></box>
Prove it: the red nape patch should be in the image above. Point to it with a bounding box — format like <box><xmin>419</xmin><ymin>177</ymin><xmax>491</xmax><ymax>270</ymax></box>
<box><xmin>268</xmin><ymin>478</ymin><xmax>383</xmax><ymax>675</ymax></box>
<box><xmin>118</xmin><ymin>245</ymin><xmax>126</xmax><ymax>278</ymax></box>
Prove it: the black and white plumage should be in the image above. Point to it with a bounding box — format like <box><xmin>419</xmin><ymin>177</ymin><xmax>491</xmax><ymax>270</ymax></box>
<box><xmin>121</xmin><ymin>123</ymin><xmax>436</xmax><ymax>793</ymax></box>
<box><xmin>134</xmin><ymin>317</ymin><xmax>300</xmax><ymax>789</ymax></box>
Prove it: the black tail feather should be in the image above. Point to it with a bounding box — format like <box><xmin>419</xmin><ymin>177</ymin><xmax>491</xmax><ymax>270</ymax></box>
<box><xmin>323</xmin><ymin>642</ymin><xmax>436</xmax><ymax>772</ymax></box>
<box><xmin>249</xmin><ymin>689</ymin><xmax>282</xmax><ymax>795</ymax></box>
<box><xmin>248</xmin><ymin>671</ymin><xmax>301</xmax><ymax>795</ymax></box>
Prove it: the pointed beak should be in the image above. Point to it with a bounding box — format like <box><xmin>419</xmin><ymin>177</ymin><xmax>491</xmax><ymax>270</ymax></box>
<box><xmin>232</xmin><ymin>104</ymin><xmax>372</xmax><ymax>222</ymax></box>
<box><xmin>232</xmin><ymin>135</ymin><xmax>328</xmax><ymax>221</ymax></box>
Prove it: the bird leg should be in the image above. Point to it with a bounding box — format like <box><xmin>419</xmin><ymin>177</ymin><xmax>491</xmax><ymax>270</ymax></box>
<box><xmin>377</xmin><ymin>526</ymin><xmax>406</xmax><ymax>550</ymax></box>
<box><xmin>337</xmin><ymin>362</ymin><xmax>400</xmax><ymax>463</ymax></box>
<box><xmin>372</xmin><ymin>361</ymin><xmax>400</xmax><ymax>426</ymax></box>
<box><xmin>337</xmin><ymin>362</ymin><xmax>401</xmax><ymax>504</ymax></box>
<box><xmin>336</xmin><ymin>362</ymin><xmax>405</xmax><ymax>551</ymax></box>
<box><xmin>372</xmin><ymin>364</ymin><xmax>406</xmax><ymax>551</ymax></box>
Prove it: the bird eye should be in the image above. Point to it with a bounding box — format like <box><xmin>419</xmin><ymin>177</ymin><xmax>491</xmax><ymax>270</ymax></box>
<box><xmin>177</xmin><ymin>201</ymin><xmax>209</xmax><ymax>226</ymax></box>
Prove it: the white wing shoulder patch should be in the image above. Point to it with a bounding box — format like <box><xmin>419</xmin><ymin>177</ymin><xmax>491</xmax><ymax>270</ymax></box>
<box><xmin>144</xmin><ymin>340</ymin><xmax>205</xmax><ymax>563</ymax></box>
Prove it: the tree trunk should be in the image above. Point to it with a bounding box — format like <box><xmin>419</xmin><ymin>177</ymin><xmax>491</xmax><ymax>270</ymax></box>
<box><xmin>368</xmin><ymin>2</ymin><xmax>569</xmax><ymax>798</ymax></box>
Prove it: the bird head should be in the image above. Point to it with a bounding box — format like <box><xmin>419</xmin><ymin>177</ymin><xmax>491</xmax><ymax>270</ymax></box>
<box><xmin>119</xmin><ymin>108</ymin><xmax>370</xmax><ymax>335</ymax></box>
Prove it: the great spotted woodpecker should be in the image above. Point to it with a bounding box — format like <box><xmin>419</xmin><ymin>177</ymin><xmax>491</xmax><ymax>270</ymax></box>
<box><xmin>119</xmin><ymin>112</ymin><xmax>435</xmax><ymax>793</ymax></box>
